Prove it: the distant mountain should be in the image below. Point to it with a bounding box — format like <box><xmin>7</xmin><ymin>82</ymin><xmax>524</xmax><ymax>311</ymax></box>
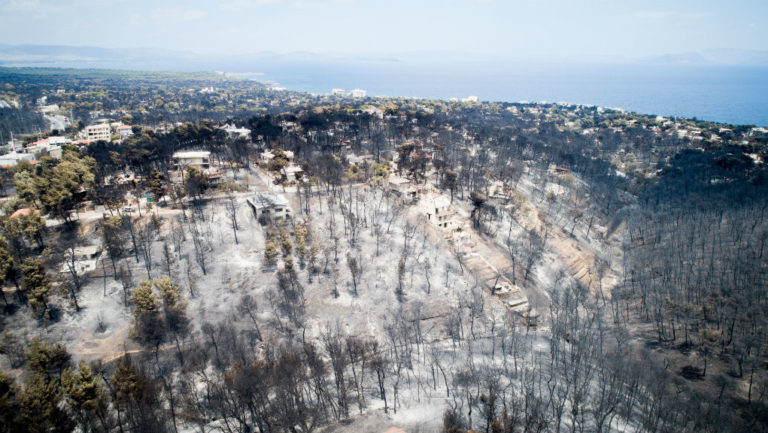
<box><xmin>699</xmin><ymin>49</ymin><xmax>768</xmax><ymax>66</ymax></box>
<box><xmin>644</xmin><ymin>49</ymin><xmax>768</xmax><ymax>66</ymax></box>
<box><xmin>0</xmin><ymin>44</ymin><xmax>208</xmax><ymax>70</ymax></box>
<box><xmin>0</xmin><ymin>44</ymin><xmax>397</xmax><ymax>71</ymax></box>
<box><xmin>1</xmin><ymin>44</ymin><xmax>766</xmax><ymax>72</ymax></box>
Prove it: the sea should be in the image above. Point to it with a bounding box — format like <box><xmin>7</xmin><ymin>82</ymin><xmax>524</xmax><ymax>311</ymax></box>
<box><xmin>239</xmin><ymin>60</ymin><xmax>768</xmax><ymax>127</ymax></box>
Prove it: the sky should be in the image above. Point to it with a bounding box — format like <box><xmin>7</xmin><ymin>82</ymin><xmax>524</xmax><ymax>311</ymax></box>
<box><xmin>0</xmin><ymin>0</ymin><xmax>766</xmax><ymax>62</ymax></box>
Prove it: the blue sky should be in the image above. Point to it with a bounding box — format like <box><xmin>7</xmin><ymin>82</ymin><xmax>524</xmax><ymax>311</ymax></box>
<box><xmin>0</xmin><ymin>0</ymin><xmax>765</xmax><ymax>61</ymax></box>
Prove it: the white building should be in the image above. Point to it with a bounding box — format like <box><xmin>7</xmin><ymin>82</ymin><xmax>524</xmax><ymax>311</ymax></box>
<box><xmin>219</xmin><ymin>124</ymin><xmax>251</xmax><ymax>140</ymax></box>
<box><xmin>172</xmin><ymin>150</ymin><xmax>211</xmax><ymax>171</ymax></box>
<box><xmin>247</xmin><ymin>194</ymin><xmax>292</xmax><ymax>224</ymax></box>
<box><xmin>349</xmin><ymin>89</ymin><xmax>367</xmax><ymax>98</ymax></box>
<box><xmin>60</xmin><ymin>245</ymin><xmax>102</xmax><ymax>275</ymax></box>
<box><xmin>26</xmin><ymin>137</ymin><xmax>66</xmax><ymax>159</ymax></box>
<box><xmin>281</xmin><ymin>164</ymin><xmax>304</xmax><ymax>182</ymax></box>
<box><xmin>116</xmin><ymin>125</ymin><xmax>134</xmax><ymax>139</ymax></box>
<box><xmin>362</xmin><ymin>106</ymin><xmax>384</xmax><ymax>119</ymax></box>
<box><xmin>420</xmin><ymin>194</ymin><xmax>455</xmax><ymax>230</ymax></box>
<box><xmin>346</xmin><ymin>153</ymin><xmax>373</xmax><ymax>166</ymax></box>
<box><xmin>260</xmin><ymin>149</ymin><xmax>294</xmax><ymax>163</ymax></box>
<box><xmin>388</xmin><ymin>175</ymin><xmax>419</xmax><ymax>201</ymax></box>
<box><xmin>48</xmin><ymin>136</ymin><xmax>70</xmax><ymax>145</ymax></box>
<box><xmin>85</xmin><ymin>123</ymin><xmax>111</xmax><ymax>142</ymax></box>
<box><xmin>40</xmin><ymin>104</ymin><xmax>59</xmax><ymax>114</ymax></box>
<box><xmin>331</xmin><ymin>88</ymin><xmax>346</xmax><ymax>96</ymax></box>
<box><xmin>0</xmin><ymin>152</ymin><xmax>35</xmax><ymax>167</ymax></box>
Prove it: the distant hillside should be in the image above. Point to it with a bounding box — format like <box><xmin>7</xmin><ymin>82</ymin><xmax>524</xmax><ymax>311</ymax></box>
<box><xmin>3</xmin><ymin>44</ymin><xmax>767</xmax><ymax>71</ymax></box>
<box><xmin>0</xmin><ymin>44</ymin><xmax>205</xmax><ymax>70</ymax></box>
<box><xmin>0</xmin><ymin>44</ymin><xmax>358</xmax><ymax>71</ymax></box>
<box><xmin>644</xmin><ymin>48</ymin><xmax>768</xmax><ymax>66</ymax></box>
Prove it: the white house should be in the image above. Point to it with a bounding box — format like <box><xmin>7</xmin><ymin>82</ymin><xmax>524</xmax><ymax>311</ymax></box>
<box><xmin>346</xmin><ymin>153</ymin><xmax>373</xmax><ymax>166</ymax></box>
<box><xmin>117</xmin><ymin>125</ymin><xmax>134</xmax><ymax>139</ymax></box>
<box><xmin>0</xmin><ymin>152</ymin><xmax>35</xmax><ymax>167</ymax></box>
<box><xmin>388</xmin><ymin>175</ymin><xmax>419</xmax><ymax>201</ymax></box>
<box><xmin>362</xmin><ymin>106</ymin><xmax>384</xmax><ymax>119</ymax></box>
<box><xmin>420</xmin><ymin>194</ymin><xmax>455</xmax><ymax>230</ymax></box>
<box><xmin>26</xmin><ymin>136</ymin><xmax>68</xmax><ymax>159</ymax></box>
<box><xmin>260</xmin><ymin>149</ymin><xmax>294</xmax><ymax>163</ymax></box>
<box><xmin>59</xmin><ymin>245</ymin><xmax>102</xmax><ymax>275</ymax></box>
<box><xmin>40</xmin><ymin>104</ymin><xmax>59</xmax><ymax>114</ymax></box>
<box><xmin>281</xmin><ymin>164</ymin><xmax>304</xmax><ymax>182</ymax></box>
<box><xmin>173</xmin><ymin>150</ymin><xmax>211</xmax><ymax>171</ymax></box>
<box><xmin>247</xmin><ymin>194</ymin><xmax>292</xmax><ymax>224</ymax></box>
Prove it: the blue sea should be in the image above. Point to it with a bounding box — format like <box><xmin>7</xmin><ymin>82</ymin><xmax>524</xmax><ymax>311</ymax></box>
<box><xmin>243</xmin><ymin>60</ymin><xmax>768</xmax><ymax>126</ymax></box>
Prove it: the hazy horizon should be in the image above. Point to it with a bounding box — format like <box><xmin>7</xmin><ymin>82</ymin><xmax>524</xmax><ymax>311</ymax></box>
<box><xmin>0</xmin><ymin>0</ymin><xmax>765</xmax><ymax>65</ymax></box>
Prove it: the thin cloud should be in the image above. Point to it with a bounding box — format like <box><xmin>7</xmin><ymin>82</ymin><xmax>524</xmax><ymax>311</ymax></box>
<box><xmin>218</xmin><ymin>0</ymin><xmax>281</xmax><ymax>11</ymax></box>
<box><xmin>1</xmin><ymin>0</ymin><xmax>40</xmax><ymax>10</ymax></box>
<box><xmin>636</xmin><ymin>10</ymin><xmax>713</xmax><ymax>21</ymax></box>
<box><xmin>0</xmin><ymin>0</ymin><xmax>45</xmax><ymax>17</ymax></box>
<box><xmin>149</xmin><ymin>8</ymin><xmax>208</xmax><ymax>22</ymax></box>
<box><xmin>129</xmin><ymin>12</ymin><xmax>147</xmax><ymax>26</ymax></box>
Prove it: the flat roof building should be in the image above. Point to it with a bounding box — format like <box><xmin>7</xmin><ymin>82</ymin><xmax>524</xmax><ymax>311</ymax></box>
<box><xmin>60</xmin><ymin>245</ymin><xmax>102</xmax><ymax>274</ymax></box>
<box><xmin>85</xmin><ymin>123</ymin><xmax>111</xmax><ymax>142</ymax></box>
<box><xmin>0</xmin><ymin>152</ymin><xmax>35</xmax><ymax>167</ymax></box>
<box><xmin>117</xmin><ymin>125</ymin><xmax>134</xmax><ymax>138</ymax></box>
<box><xmin>173</xmin><ymin>150</ymin><xmax>211</xmax><ymax>171</ymax></box>
<box><xmin>247</xmin><ymin>193</ymin><xmax>292</xmax><ymax>224</ymax></box>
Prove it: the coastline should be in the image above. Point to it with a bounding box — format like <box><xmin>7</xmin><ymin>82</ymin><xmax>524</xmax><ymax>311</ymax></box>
<box><xmin>239</xmin><ymin>62</ymin><xmax>768</xmax><ymax>127</ymax></box>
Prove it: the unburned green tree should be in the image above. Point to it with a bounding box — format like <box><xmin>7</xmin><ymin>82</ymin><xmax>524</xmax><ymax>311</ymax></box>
<box><xmin>0</xmin><ymin>369</ymin><xmax>23</xmax><ymax>433</ymax></box>
<box><xmin>109</xmin><ymin>355</ymin><xmax>166</xmax><ymax>432</ymax></box>
<box><xmin>41</xmin><ymin>150</ymin><xmax>97</xmax><ymax>222</ymax></box>
<box><xmin>19</xmin><ymin>373</ymin><xmax>74</xmax><ymax>433</ymax></box>
<box><xmin>149</xmin><ymin>169</ymin><xmax>167</xmax><ymax>203</ymax></box>
<box><xmin>153</xmin><ymin>276</ymin><xmax>188</xmax><ymax>339</ymax></box>
<box><xmin>1</xmin><ymin>212</ymin><xmax>46</xmax><ymax>261</ymax></box>
<box><xmin>264</xmin><ymin>240</ymin><xmax>279</xmax><ymax>266</ymax></box>
<box><xmin>19</xmin><ymin>338</ymin><xmax>74</xmax><ymax>433</ymax></box>
<box><xmin>21</xmin><ymin>258</ymin><xmax>50</xmax><ymax>318</ymax></box>
<box><xmin>267</xmin><ymin>149</ymin><xmax>290</xmax><ymax>172</ymax></box>
<box><xmin>62</xmin><ymin>361</ymin><xmax>111</xmax><ymax>432</ymax></box>
<box><xmin>12</xmin><ymin>170</ymin><xmax>39</xmax><ymax>207</ymax></box>
<box><xmin>24</xmin><ymin>338</ymin><xmax>71</xmax><ymax>379</ymax></box>
<box><xmin>130</xmin><ymin>277</ymin><xmax>188</xmax><ymax>351</ymax></box>
<box><xmin>130</xmin><ymin>280</ymin><xmax>164</xmax><ymax>348</ymax></box>
<box><xmin>183</xmin><ymin>166</ymin><xmax>208</xmax><ymax>201</ymax></box>
<box><xmin>0</xmin><ymin>237</ymin><xmax>15</xmax><ymax>305</ymax></box>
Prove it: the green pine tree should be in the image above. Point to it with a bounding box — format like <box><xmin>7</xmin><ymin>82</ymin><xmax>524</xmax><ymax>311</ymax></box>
<box><xmin>21</xmin><ymin>259</ymin><xmax>50</xmax><ymax>318</ymax></box>
<box><xmin>0</xmin><ymin>370</ymin><xmax>23</xmax><ymax>433</ymax></box>
<box><xmin>62</xmin><ymin>361</ymin><xmax>109</xmax><ymax>432</ymax></box>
